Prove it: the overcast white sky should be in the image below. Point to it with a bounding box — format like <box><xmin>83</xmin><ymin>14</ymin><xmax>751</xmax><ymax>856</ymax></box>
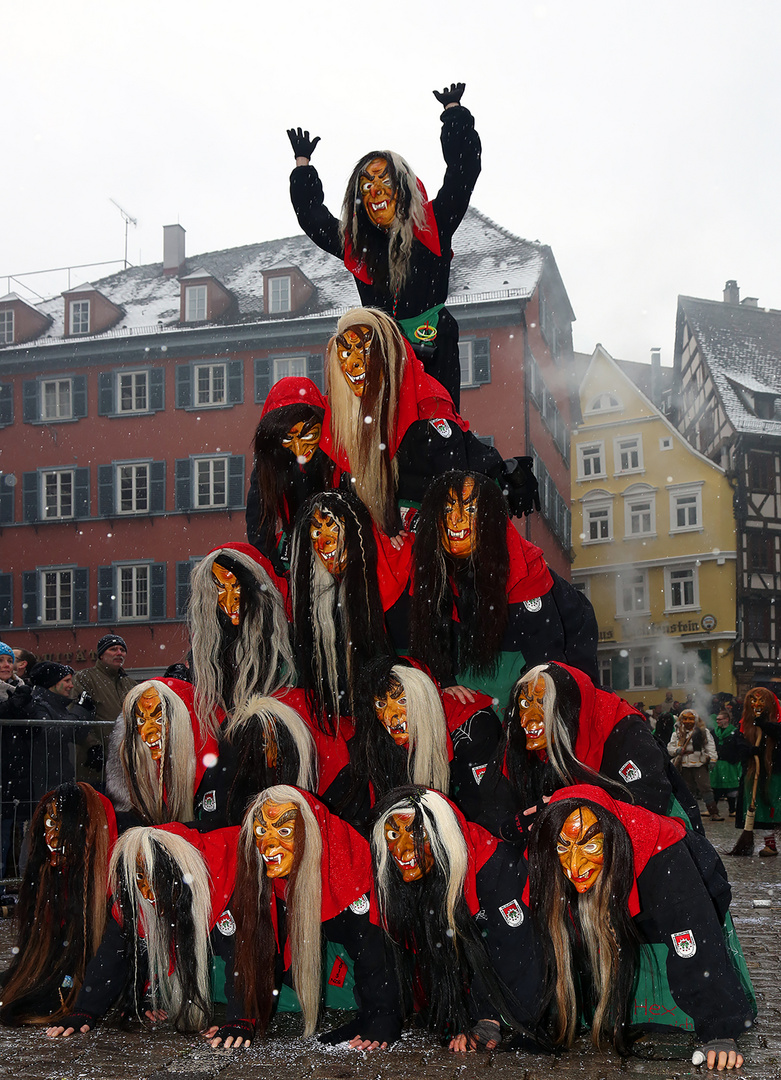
<box><xmin>3</xmin><ymin>0</ymin><xmax>780</xmax><ymax>364</ymax></box>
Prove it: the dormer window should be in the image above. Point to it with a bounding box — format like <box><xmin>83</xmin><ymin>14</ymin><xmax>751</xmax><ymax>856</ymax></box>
<box><xmin>70</xmin><ymin>299</ymin><xmax>90</xmax><ymax>335</ymax></box>
<box><xmin>0</xmin><ymin>310</ymin><xmax>13</xmax><ymax>344</ymax></box>
<box><xmin>185</xmin><ymin>284</ymin><xmax>207</xmax><ymax>322</ymax></box>
<box><xmin>587</xmin><ymin>392</ymin><xmax>621</xmax><ymax>413</ymax></box>
<box><xmin>269</xmin><ymin>276</ymin><xmax>291</xmax><ymax>314</ymax></box>
<box><xmin>180</xmin><ymin>271</ymin><xmax>232</xmax><ymax>324</ymax></box>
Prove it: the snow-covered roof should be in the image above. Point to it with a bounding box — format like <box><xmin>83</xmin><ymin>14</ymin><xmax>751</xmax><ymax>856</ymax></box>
<box><xmin>1</xmin><ymin>207</ymin><xmax>551</xmax><ymax>350</ymax></box>
<box><xmin>679</xmin><ymin>295</ymin><xmax>781</xmax><ymax>435</ymax></box>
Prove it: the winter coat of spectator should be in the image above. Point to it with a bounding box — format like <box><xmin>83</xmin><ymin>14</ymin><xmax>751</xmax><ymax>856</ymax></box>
<box><xmin>73</xmin><ymin>635</ymin><xmax>136</xmax><ymax>724</ymax></box>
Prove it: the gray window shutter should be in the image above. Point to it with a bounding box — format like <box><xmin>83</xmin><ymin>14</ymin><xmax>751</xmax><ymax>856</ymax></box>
<box><xmin>98</xmin><ymin>372</ymin><xmax>114</xmax><ymax>415</ymax></box>
<box><xmin>0</xmin><ymin>479</ymin><xmax>13</xmax><ymax>525</ymax></box>
<box><xmin>74</xmin><ymin>467</ymin><xmax>90</xmax><ymax>518</ymax></box>
<box><xmin>149</xmin><ymin>367</ymin><xmax>165</xmax><ymax>411</ymax></box>
<box><xmin>473</xmin><ymin>339</ymin><xmax>491</xmax><ymax>385</ymax></box>
<box><xmin>98</xmin><ymin>465</ymin><xmax>115</xmax><ymax>517</ymax></box>
<box><xmin>227</xmin><ymin>359</ymin><xmax>244</xmax><ymax>404</ymax></box>
<box><xmin>74</xmin><ymin>568</ymin><xmax>89</xmax><ymax>623</ymax></box>
<box><xmin>23</xmin><ymin>381</ymin><xmax>39</xmax><ymax>423</ymax></box>
<box><xmin>176</xmin><ymin>560</ymin><xmax>192</xmax><ymax>617</ymax></box>
<box><xmin>254</xmin><ymin>358</ymin><xmax>272</xmax><ymax>404</ymax></box>
<box><xmin>228</xmin><ymin>455</ymin><xmax>245</xmax><ymax>508</ymax></box>
<box><xmin>175</xmin><ymin>459</ymin><xmax>191</xmax><ymax>511</ymax></box>
<box><xmin>97</xmin><ymin>566</ymin><xmax>115</xmax><ymax>623</ymax></box>
<box><xmin>307</xmin><ymin>354</ymin><xmax>324</xmax><ymax>393</ymax></box>
<box><xmin>175</xmin><ymin>364</ymin><xmax>192</xmax><ymax>408</ymax></box>
<box><xmin>0</xmin><ymin>384</ymin><xmax>12</xmax><ymax>426</ymax></box>
<box><xmin>150</xmin><ymin>461</ymin><xmax>166</xmax><ymax>512</ymax></box>
<box><xmin>22</xmin><ymin>570</ymin><xmax>39</xmax><ymax>625</ymax></box>
<box><xmin>23</xmin><ymin>471</ymin><xmax>39</xmax><ymax>523</ymax></box>
<box><xmin>72</xmin><ymin>375</ymin><xmax>88</xmax><ymax>418</ymax></box>
<box><xmin>0</xmin><ymin>574</ymin><xmax>11</xmax><ymax>627</ymax></box>
<box><xmin>150</xmin><ymin>563</ymin><xmax>166</xmax><ymax>620</ymax></box>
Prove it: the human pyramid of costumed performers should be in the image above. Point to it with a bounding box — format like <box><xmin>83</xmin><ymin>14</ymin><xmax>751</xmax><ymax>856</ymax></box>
<box><xmin>0</xmin><ymin>84</ymin><xmax>763</xmax><ymax>1073</ymax></box>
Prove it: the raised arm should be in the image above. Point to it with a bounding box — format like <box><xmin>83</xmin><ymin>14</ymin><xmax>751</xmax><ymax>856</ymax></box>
<box><xmin>431</xmin><ymin>82</ymin><xmax>482</xmax><ymax>240</ymax></box>
<box><xmin>287</xmin><ymin>127</ymin><xmax>343</xmax><ymax>258</ymax></box>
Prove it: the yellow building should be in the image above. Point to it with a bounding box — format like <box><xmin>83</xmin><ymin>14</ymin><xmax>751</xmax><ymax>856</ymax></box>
<box><xmin>571</xmin><ymin>345</ymin><xmax>737</xmax><ymax>708</ymax></box>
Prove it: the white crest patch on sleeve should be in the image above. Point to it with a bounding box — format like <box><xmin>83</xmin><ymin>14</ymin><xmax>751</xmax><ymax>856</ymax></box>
<box><xmin>523</xmin><ymin>597</ymin><xmax>542</xmax><ymax>612</ymax></box>
<box><xmin>499</xmin><ymin>899</ymin><xmax>524</xmax><ymax>927</ymax></box>
<box><xmin>349</xmin><ymin>894</ymin><xmax>370</xmax><ymax>915</ymax></box>
<box><xmin>201</xmin><ymin>790</ymin><xmax>217</xmax><ymax>813</ymax></box>
<box><xmin>429</xmin><ymin>418</ymin><xmax>452</xmax><ymax>438</ymax></box>
<box><xmin>217</xmin><ymin>909</ymin><xmax>236</xmax><ymax>936</ymax></box>
<box><xmin>619</xmin><ymin>759</ymin><xmax>642</xmax><ymax>783</ymax></box>
<box><xmin>472</xmin><ymin>764</ymin><xmax>487</xmax><ymax>784</ymax></box>
<box><xmin>671</xmin><ymin>929</ymin><xmax>696</xmax><ymax>957</ymax></box>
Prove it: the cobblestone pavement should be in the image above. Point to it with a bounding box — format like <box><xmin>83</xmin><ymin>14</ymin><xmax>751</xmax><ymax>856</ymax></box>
<box><xmin>1</xmin><ymin>817</ymin><xmax>779</xmax><ymax>1080</ymax></box>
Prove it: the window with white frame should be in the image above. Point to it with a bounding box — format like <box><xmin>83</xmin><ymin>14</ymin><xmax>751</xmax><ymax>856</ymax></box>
<box><xmin>577</xmin><ymin>442</ymin><xmax>605</xmax><ymax>480</ymax></box>
<box><xmin>669</xmin><ymin>483</ymin><xmax>703</xmax><ymax>532</ymax></box>
<box><xmin>118</xmin><ymin>564</ymin><xmax>150</xmax><ymax>620</ymax></box>
<box><xmin>666</xmin><ymin>565</ymin><xmax>698</xmax><ymax>611</ymax></box>
<box><xmin>630</xmin><ymin>652</ymin><xmax>654</xmax><ymax>689</ymax></box>
<box><xmin>273</xmin><ymin>355</ymin><xmax>307</xmax><ymax>383</ymax></box>
<box><xmin>195</xmin><ymin>457</ymin><xmax>228</xmax><ymax>508</ymax></box>
<box><xmin>673</xmin><ymin>656</ymin><xmax>699</xmax><ymax>686</ymax></box>
<box><xmin>42</xmin><ymin>469</ymin><xmax>74</xmax><ymax>520</ymax></box>
<box><xmin>269</xmin><ymin>276</ymin><xmax>292</xmax><ymax>313</ymax></box>
<box><xmin>599</xmin><ymin>656</ymin><xmax>613</xmax><ymax>689</ymax></box>
<box><xmin>70</xmin><ymin>300</ymin><xmax>90</xmax><ymax>334</ymax></box>
<box><xmin>614</xmin><ymin>435</ymin><xmax>643</xmax><ymax>474</ymax></box>
<box><xmin>117</xmin><ymin>463</ymin><xmax>150</xmax><ymax>514</ymax></box>
<box><xmin>624</xmin><ymin>486</ymin><xmax>656</xmax><ymax>537</ymax></box>
<box><xmin>0</xmin><ymin>310</ymin><xmax>13</xmax><ymax>344</ymax></box>
<box><xmin>585</xmin><ymin>502</ymin><xmax>612</xmax><ymax>542</ymax></box>
<box><xmin>117</xmin><ymin>370</ymin><xmax>149</xmax><ymax>413</ymax></box>
<box><xmin>586</xmin><ymin>392</ymin><xmax>621</xmax><ymax>414</ymax></box>
<box><xmin>459</xmin><ymin>340</ymin><xmax>475</xmax><ymax>387</ymax></box>
<box><xmin>572</xmin><ymin>578</ymin><xmax>590</xmax><ymax>600</ymax></box>
<box><xmin>616</xmin><ymin>568</ymin><xmax>649</xmax><ymax>616</ymax></box>
<box><xmin>41</xmin><ymin>568</ymin><xmax>73</xmax><ymax>624</ymax></box>
<box><xmin>185</xmin><ymin>285</ymin><xmax>207</xmax><ymax>322</ymax></box>
<box><xmin>41</xmin><ymin>378</ymin><xmax>73</xmax><ymax>420</ymax></box>
<box><xmin>195</xmin><ymin>362</ymin><xmax>226</xmax><ymax>406</ymax></box>
<box><xmin>660</xmin><ymin>436</ymin><xmax>673</xmax><ymax>451</ymax></box>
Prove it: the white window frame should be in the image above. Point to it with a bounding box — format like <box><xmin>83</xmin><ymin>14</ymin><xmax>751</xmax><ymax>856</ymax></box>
<box><xmin>672</xmin><ymin>656</ymin><xmax>699</xmax><ymax>688</ymax></box>
<box><xmin>40</xmin><ymin>568</ymin><xmax>73</xmax><ymax>625</ymax></box>
<box><xmin>117</xmin><ymin>563</ymin><xmax>150</xmax><ymax>621</ymax></box>
<box><xmin>598</xmin><ymin>656</ymin><xmax>613</xmax><ymax>689</ymax></box>
<box><xmin>269</xmin><ymin>275</ymin><xmax>292</xmax><ymax>314</ymax></box>
<box><xmin>41</xmin><ymin>378</ymin><xmax>73</xmax><ymax>421</ymax></box>
<box><xmin>194</xmin><ymin>362</ymin><xmax>227</xmax><ymax>407</ymax></box>
<box><xmin>117</xmin><ymin>370</ymin><xmax>149</xmax><ymax>414</ymax></box>
<box><xmin>577</xmin><ymin>441</ymin><xmax>606</xmax><ymax>480</ymax></box>
<box><xmin>70</xmin><ymin>299</ymin><xmax>90</xmax><ymax>335</ymax></box>
<box><xmin>668</xmin><ymin>482</ymin><xmax>703</xmax><ymax>534</ymax></box>
<box><xmin>583</xmin><ymin>500</ymin><xmax>613</xmax><ymax>543</ymax></box>
<box><xmin>572</xmin><ymin>577</ymin><xmax>590</xmax><ymax>600</ymax></box>
<box><xmin>664</xmin><ymin>564</ymin><xmax>699</xmax><ymax>612</ymax></box>
<box><xmin>623</xmin><ymin>485</ymin><xmax>656</xmax><ymax>538</ymax></box>
<box><xmin>630</xmin><ymin>651</ymin><xmax>655</xmax><ymax>690</ymax></box>
<box><xmin>659</xmin><ymin>435</ymin><xmax>673</xmax><ymax>451</ymax></box>
<box><xmin>194</xmin><ymin>456</ymin><xmax>228</xmax><ymax>509</ymax></box>
<box><xmin>585</xmin><ymin>392</ymin><xmax>622</xmax><ymax>415</ymax></box>
<box><xmin>273</xmin><ymin>355</ymin><xmax>307</xmax><ymax>384</ymax></box>
<box><xmin>615</xmin><ymin>568</ymin><xmax>650</xmax><ymax>617</ymax></box>
<box><xmin>0</xmin><ymin>309</ymin><xmax>13</xmax><ymax>344</ymax></box>
<box><xmin>185</xmin><ymin>284</ymin><xmax>207</xmax><ymax>322</ymax></box>
<box><xmin>613</xmin><ymin>434</ymin><xmax>643</xmax><ymax>475</ymax></box>
<box><xmin>458</xmin><ymin>340</ymin><xmax>474</xmax><ymax>387</ymax></box>
<box><xmin>116</xmin><ymin>462</ymin><xmax>150</xmax><ymax>514</ymax></box>
<box><xmin>41</xmin><ymin>468</ymin><xmax>75</xmax><ymax>520</ymax></box>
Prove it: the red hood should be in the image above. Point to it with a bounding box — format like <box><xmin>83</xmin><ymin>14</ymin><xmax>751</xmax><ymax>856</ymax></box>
<box><xmin>207</xmin><ymin>541</ymin><xmax>290</xmax><ymax>611</ymax></box>
<box><xmin>506</xmin><ymin>524</ymin><xmax>554</xmax><ymax>603</ymax></box>
<box><xmin>259</xmin><ymin>376</ymin><xmax>326</xmax><ymax>419</ymax></box>
<box><xmin>343</xmin><ymin>180</ymin><xmax>441</xmax><ymax>284</ymax></box>
<box><xmin>157</xmin><ymin>822</ymin><xmax>241</xmax><ymax>930</ymax></box>
<box><xmin>96</xmin><ymin>790</ymin><xmax>119</xmax><ymax>871</ymax></box>
<box><xmin>547</xmin><ymin>663</ymin><xmax>644</xmax><ymax>771</ymax></box>
<box><xmin>155</xmin><ymin>677</ymin><xmax>221</xmax><ymax>791</ymax></box>
<box><xmin>740</xmin><ymin>689</ymin><xmax>781</xmax><ymax>736</ymax></box>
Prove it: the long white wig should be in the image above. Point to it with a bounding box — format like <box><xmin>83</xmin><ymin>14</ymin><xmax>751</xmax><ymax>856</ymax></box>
<box><xmin>224</xmin><ymin>694</ymin><xmax>318</xmax><ymax>792</ymax></box>
<box><xmin>390</xmin><ymin>665</ymin><xmax>450</xmax><ymax>792</ymax></box>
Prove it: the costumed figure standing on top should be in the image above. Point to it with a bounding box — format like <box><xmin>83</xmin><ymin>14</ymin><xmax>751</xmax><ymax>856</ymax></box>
<box><xmin>288</xmin><ymin>82</ymin><xmax>480</xmax><ymax>408</ymax></box>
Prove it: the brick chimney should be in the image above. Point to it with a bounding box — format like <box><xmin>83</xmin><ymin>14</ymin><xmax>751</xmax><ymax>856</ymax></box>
<box><xmin>723</xmin><ymin>280</ymin><xmax>739</xmax><ymax>305</ymax></box>
<box><xmin>163</xmin><ymin>224</ymin><xmax>186</xmax><ymax>277</ymax></box>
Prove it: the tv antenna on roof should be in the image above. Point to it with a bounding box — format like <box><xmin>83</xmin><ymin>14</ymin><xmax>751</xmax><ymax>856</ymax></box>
<box><xmin>110</xmin><ymin>198</ymin><xmax>138</xmax><ymax>268</ymax></box>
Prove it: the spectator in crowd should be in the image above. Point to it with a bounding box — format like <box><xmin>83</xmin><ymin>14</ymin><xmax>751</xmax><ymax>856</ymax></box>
<box><xmin>12</xmin><ymin>649</ymin><xmax>37</xmax><ymax>683</ymax></box>
<box><xmin>711</xmin><ymin>709</ymin><xmax>742</xmax><ymax>818</ymax></box>
<box><xmin>26</xmin><ymin>663</ymin><xmax>97</xmax><ymax>803</ymax></box>
<box><xmin>0</xmin><ymin>641</ymin><xmax>34</xmax><ymax>875</ymax></box>
<box><xmin>73</xmin><ymin>635</ymin><xmax>135</xmax><ymax>724</ymax></box>
<box><xmin>668</xmin><ymin>709</ymin><xmax>722</xmax><ymax>821</ymax></box>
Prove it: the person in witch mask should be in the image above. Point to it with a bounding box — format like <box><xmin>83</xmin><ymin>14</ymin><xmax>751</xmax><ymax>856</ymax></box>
<box><xmin>187</xmin><ymin>543</ymin><xmax>295</xmax><ymax>737</ymax></box>
<box><xmin>245</xmin><ymin>376</ymin><xmax>333</xmax><ymax>575</ymax></box>
<box><xmin>477</xmin><ymin>661</ymin><xmax>703</xmax><ymax>841</ymax></box>
<box><xmin>337</xmin><ymin>656</ymin><xmax>502</xmax><ymax>831</ymax></box>
<box><xmin>290</xmin><ymin>490</ymin><xmax>394</xmax><ymax>733</ymax></box>
<box><xmin>0</xmin><ymin>782</ymin><xmax>118</xmax><ymax>1027</ymax></box>
<box><xmin>46</xmin><ymin>823</ymin><xmax>239</xmax><ymax>1039</ymax></box>
<box><xmin>410</xmin><ymin>471</ymin><xmax>598</xmax><ymax>709</ymax></box>
<box><xmin>105</xmin><ymin>678</ymin><xmax>222</xmax><ymax>826</ymax></box>
<box><xmin>370</xmin><ymin>786</ymin><xmax>546</xmax><ymax>1052</ymax></box>
<box><xmin>203</xmin><ymin>785</ymin><xmax>402</xmax><ymax>1049</ymax></box>
<box><xmin>321</xmin><ymin>308</ymin><xmax>539</xmax><ymax>546</ymax></box>
<box><xmin>734</xmin><ymin>686</ymin><xmax>781</xmax><ymax>856</ymax></box>
<box><xmin>527</xmin><ymin>786</ymin><xmax>755</xmax><ymax>1071</ymax></box>
<box><xmin>287</xmin><ymin>83</ymin><xmax>480</xmax><ymax>409</ymax></box>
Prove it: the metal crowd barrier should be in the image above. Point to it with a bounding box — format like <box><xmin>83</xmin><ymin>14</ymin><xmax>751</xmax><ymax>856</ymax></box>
<box><xmin>0</xmin><ymin>717</ymin><xmax>116</xmax><ymax>884</ymax></box>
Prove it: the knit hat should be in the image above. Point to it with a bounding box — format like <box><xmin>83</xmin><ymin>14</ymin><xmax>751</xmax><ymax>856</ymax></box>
<box><xmin>97</xmin><ymin>634</ymin><xmax>127</xmax><ymax>657</ymax></box>
<box><xmin>29</xmin><ymin>661</ymin><xmax>74</xmax><ymax>689</ymax></box>
<box><xmin>0</xmin><ymin>642</ymin><xmax>14</xmax><ymax>660</ymax></box>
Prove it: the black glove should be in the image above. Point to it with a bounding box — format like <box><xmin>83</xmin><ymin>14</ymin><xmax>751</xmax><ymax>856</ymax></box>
<box><xmin>9</xmin><ymin>683</ymin><xmax>32</xmax><ymax>710</ymax></box>
<box><xmin>433</xmin><ymin>82</ymin><xmax>465</xmax><ymax>107</ymax></box>
<box><xmin>213</xmin><ymin>1018</ymin><xmax>255</xmax><ymax>1044</ymax></box>
<box><xmin>57</xmin><ymin>1010</ymin><xmax>97</xmax><ymax>1033</ymax></box>
<box><xmin>287</xmin><ymin>127</ymin><xmax>320</xmax><ymax>159</ymax></box>
<box><xmin>501</xmin><ymin>456</ymin><xmax>541</xmax><ymax>518</ymax></box>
